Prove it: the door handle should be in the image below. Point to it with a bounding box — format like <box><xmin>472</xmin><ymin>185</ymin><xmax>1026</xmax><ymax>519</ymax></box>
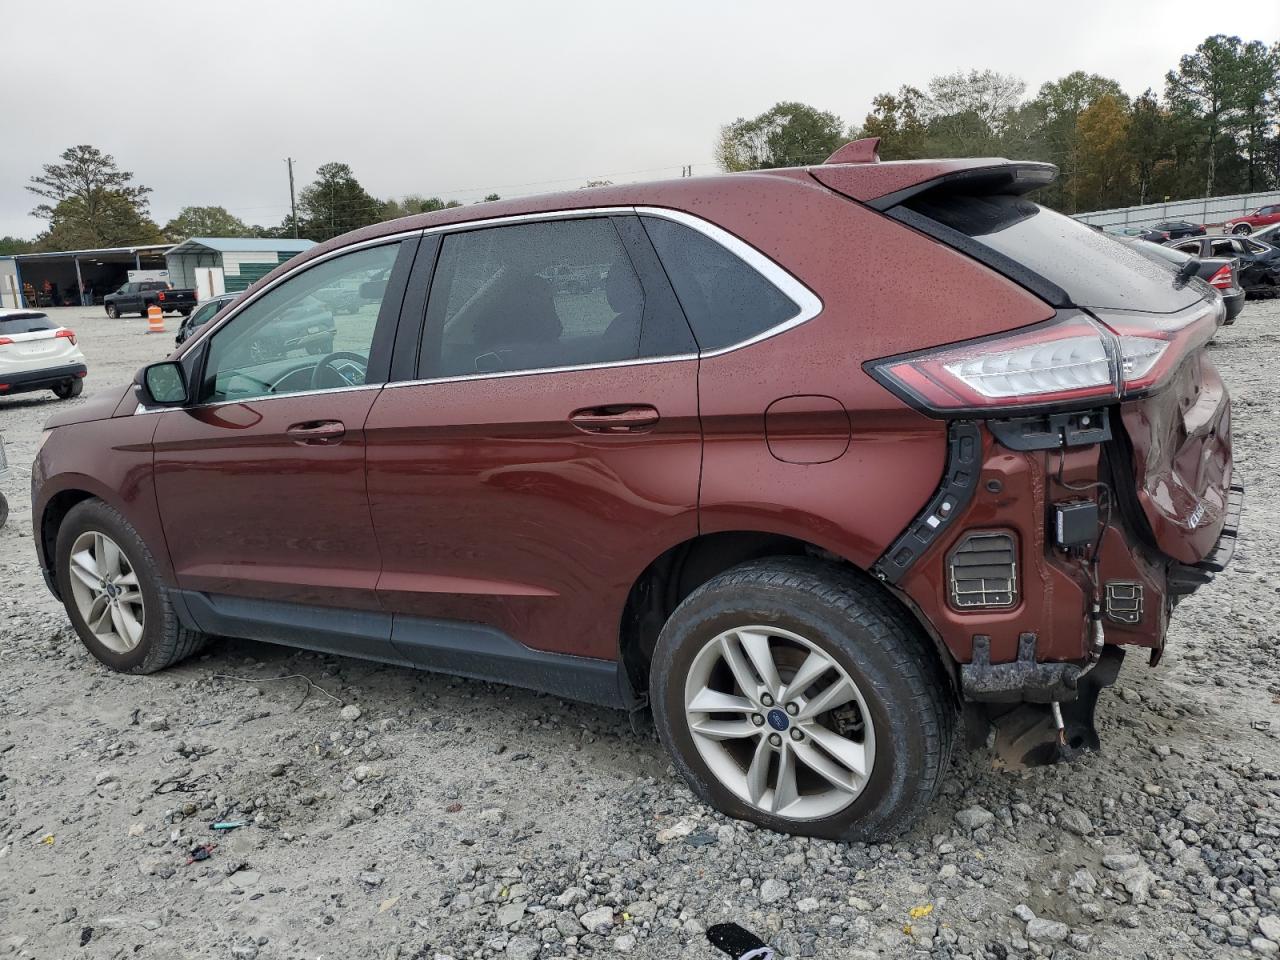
<box><xmin>568</xmin><ymin>405</ymin><xmax>660</xmax><ymax>434</ymax></box>
<box><xmin>286</xmin><ymin>420</ymin><xmax>346</xmax><ymax>445</ymax></box>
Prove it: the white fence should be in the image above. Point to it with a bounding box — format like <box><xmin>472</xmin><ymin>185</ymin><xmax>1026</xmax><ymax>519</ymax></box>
<box><xmin>1074</xmin><ymin>191</ymin><xmax>1280</xmax><ymax>230</ymax></box>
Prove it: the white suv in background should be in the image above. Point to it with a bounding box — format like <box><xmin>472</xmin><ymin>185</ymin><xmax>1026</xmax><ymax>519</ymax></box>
<box><xmin>0</xmin><ymin>311</ymin><xmax>87</xmax><ymax>400</ymax></box>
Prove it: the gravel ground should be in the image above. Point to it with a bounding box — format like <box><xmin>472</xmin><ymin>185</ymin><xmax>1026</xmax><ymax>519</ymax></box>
<box><xmin>1</xmin><ymin>304</ymin><xmax>1278</xmax><ymax>960</ymax></box>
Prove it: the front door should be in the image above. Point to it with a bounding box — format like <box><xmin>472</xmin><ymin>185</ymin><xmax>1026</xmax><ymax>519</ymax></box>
<box><xmin>152</xmin><ymin>239</ymin><xmax>413</xmax><ymax>629</ymax></box>
<box><xmin>366</xmin><ymin>215</ymin><xmax>701</xmax><ymax>662</ymax></box>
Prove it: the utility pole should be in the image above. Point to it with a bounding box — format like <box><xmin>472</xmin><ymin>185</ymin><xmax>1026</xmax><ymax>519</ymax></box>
<box><xmin>286</xmin><ymin>157</ymin><xmax>298</xmax><ymax>238</ymax></box>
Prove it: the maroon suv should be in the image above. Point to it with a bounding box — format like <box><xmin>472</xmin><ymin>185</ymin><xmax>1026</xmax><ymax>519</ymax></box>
<box><xmin>32</xmin><ymin>140</ymin><xmax>1240</xmax><ymax>840</ymax></box>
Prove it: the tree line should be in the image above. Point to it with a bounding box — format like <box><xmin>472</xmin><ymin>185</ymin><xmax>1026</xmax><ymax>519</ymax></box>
<box><xmin>717</xmin><ymin>34</ymin><xmax>1279</xmax><ymax>215</ymax></box>
<box><xmin>4</xmin><ymin>33</ymin><xmax>1274</xmax><ymax>256</ymax></box>
<box><xmin>0</xmin><ymin>148</ymin><xmax>504</xmax><ymax>255</ymax></box>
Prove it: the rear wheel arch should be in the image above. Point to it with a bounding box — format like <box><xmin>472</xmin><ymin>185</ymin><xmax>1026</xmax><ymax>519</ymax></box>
<box><xmin>618</xmin><ymin>531</ymin><xmax>958</xmax><ymax>702</ymax></box>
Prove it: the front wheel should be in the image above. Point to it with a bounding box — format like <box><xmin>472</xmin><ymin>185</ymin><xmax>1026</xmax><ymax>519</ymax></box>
<box><xmin>105</xmin><ymin>303</ymin><xmax>119</xmax><ymax>319</ymax></box>
<box><xmin>650</xmin><ymin>557</ymin><xmax>955</xmax><ymax>841</ymax></box>
<box><xmin>55</xmin><ymin>499</ymin><xmax>210</xmax><ymax>673</ymax></box>
<box><xmin>1233</xmin><ymin>224</ymin><xmax>1253</xmax><ymax>235</ymax></box>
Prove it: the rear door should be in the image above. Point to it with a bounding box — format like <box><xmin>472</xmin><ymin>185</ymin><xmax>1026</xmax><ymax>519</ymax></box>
<box><xmin>365</xmin><ymin>214</ymin><xmax>701</xmax><ymax>662</ymax></box>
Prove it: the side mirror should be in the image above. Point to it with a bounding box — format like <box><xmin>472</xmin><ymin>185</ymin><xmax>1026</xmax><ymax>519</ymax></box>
<box><xmin>137</xmin><ymin>361</ymin><xmax>189</xmax><ymax>406</ymax></box>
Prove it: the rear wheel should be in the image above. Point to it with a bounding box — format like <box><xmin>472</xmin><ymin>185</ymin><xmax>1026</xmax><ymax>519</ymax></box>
<box><xmin>55</xmin><ymin>499</ymin><xmax>210</xmax><ymax>674</ymax></box>
<box><xmin>53</xmin><ymin>379</ymin><xmax>83</xmax><ymax>400</ymax></box>
<box><xmin>105</xmin><ymin>303</ymin><xmax>118</xmax><ymax>319</ymax></box>
<box><xmin>650</xmin><ymin>557</ymin><xmax>955</xmax><ymax>841</ymax></box>
<box><xmin>1233</xmin><ymin>224</ymin><xmax>1252</xmax><ymax>235</ymax></box>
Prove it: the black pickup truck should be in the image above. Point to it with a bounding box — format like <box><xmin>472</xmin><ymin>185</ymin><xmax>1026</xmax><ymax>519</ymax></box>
<box><xmin>103</xmin><ymin>281</ymin><xmax>197</xmax><ymax>318</ymax></box>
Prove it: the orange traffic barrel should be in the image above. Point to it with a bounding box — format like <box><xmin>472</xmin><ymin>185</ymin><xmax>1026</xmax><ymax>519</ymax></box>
<box><xmin>146</xmin><ymin>304</ymin><xmax>164</xmax><ymax>333</ymax></box>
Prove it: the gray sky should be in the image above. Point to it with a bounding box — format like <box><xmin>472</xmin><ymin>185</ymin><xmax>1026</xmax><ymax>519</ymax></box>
<box><xmin>2</xmin><ymin>0</ymin><xmax>1277</xmax><ymax>239</ymax></box>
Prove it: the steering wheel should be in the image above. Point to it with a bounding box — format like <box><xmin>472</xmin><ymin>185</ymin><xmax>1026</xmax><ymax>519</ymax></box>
<box><xmin>309</xmin><ymin>351</ymin><xmax>368</xmax><ymax>390</ymax></box>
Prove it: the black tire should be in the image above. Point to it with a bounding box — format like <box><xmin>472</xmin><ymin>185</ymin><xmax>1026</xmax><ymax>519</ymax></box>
<box><xmin>650</xmin><ymin>556</ymin><xmax>955</xmax><ymax>841</ymax></box>
<box><xmin>105</xmin><ymin>303</ymin><xmax>118</xmax><ymax>319</ymax></box>
<box><xmin>55</xmin><ymin>499</ymin><xmax>210</xmax><ymax>674</ymax></box>
<box><xmin>1233</xmin><ymin>224</ymin><xmax>1252</xmax><ymax>235</ymax></box>
<box><xmin>0</xmin><ymin>493</ymin><xmax>8</xmax><ymax>529</ymax></box>
<box><xmin>53</xmin><ymin>379</ymin><xmax>83</xmax><ymax>400</ymax></box>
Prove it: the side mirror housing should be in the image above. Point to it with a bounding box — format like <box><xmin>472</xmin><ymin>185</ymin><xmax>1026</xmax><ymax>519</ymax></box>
<box><xmin>137</xmin><ymin>361</ymin><xmax>189</xmax><ymax>406</ymax></box>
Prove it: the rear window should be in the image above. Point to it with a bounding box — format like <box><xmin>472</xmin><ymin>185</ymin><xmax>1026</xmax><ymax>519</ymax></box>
<box><xmin>0</xmin><ymin>313</ymin><xmax>56</xmax><ymax>334</ymax></box>
<box><xmin>641</xmin><ymin>216</ymin><xmax>799</xmax><ymax>351</ymax></box>
<box><xmin>904</xmin><ymin>192</ymin><xmax>1203</xmax><ymax>314</ymax></box>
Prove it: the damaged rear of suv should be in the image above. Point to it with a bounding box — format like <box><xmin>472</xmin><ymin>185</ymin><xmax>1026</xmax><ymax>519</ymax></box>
<box><xmin>33</xmin><ymin>140</ymin><xmax>1238</xmax><ymax>841</ymax></box>
<box><xmin>851</xmin><ymin>164</ymin><xmax>1240</xmax><ymax>765</ymax></box>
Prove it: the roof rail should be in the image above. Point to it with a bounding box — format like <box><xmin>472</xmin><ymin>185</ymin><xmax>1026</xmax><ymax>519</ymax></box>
<box><xmin>823</xmin><ymin>137</ymin><xmax>881</xmax><ymax>165</ymax></box>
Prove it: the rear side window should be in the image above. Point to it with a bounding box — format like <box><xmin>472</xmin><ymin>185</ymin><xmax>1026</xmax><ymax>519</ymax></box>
<box><xmin>422</xmin><ymin>218</ymin><xmax>650</xmax><ymax>378</ymax></box>
<box><xmin>0</xmin><ymin>313</ymin><xmax>56</xmax><ymax>334</ymax></box>
<box><xmin>641</xmin><ymin>216</ymin><xmax>799</xmax><ymax>352</ymax></box>
<box><xmin>904</xmin><ymin>193</ymin><xmax>1204</xmax><ymax>314</ymax></box>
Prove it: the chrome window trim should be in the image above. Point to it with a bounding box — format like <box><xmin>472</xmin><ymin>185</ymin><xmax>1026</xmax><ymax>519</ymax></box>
<box><xmin>165</xmin><ymin>205</ymin><xmax>823</xmax><ymax>399</ymax></box>
<box><xmin>134</xmin><ymin>382</ymin><xmax>384</xmax><ymax>415</ymax></box>
<box><xmin>391</xmin><ymin>206</ymin><xmax>821</xmax><ymax>387</ymax></box>
<box><xmin>195</xmin><ymin>381</ymin><xmax>383</xmax><ymax>410</ymax></box>
<box><xmin>632</xmin><ymin>206</ymin><xmax>824</xmax><ymax>357</ymax></box>
<box><xmin>384</xmin><ymin>352</ymin><xmax>698</xmax><ymax>390</ymax></box>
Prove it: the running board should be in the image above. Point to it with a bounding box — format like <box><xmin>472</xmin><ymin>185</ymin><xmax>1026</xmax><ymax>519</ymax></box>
<box><xmin>171</xmin><ymin>590</ymin><xmax>632</xmax><ymax>709</ymax></box>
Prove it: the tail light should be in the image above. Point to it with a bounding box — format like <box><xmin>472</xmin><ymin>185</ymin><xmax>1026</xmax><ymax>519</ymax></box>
<box><xmin>158</xmin><ymin>291</ymin><xmax>167</xmax><ymax>301</ymax></box>
<box><xmin>1159</xmin><ymin>232</ymin><xmax>1170</xmax><ymax>240</ymax></box>
<box><xmin>1207</xmin><ymin>265</ymin><xmax>1233</xmax><ymax>290</ymax></box>
<box><xmin>0</xmin><ymin>336</ymin><xmax>12</xmax><ymax>346</ymax></box>
<box><xmin>868</xmin><ymin>304</ymin><xmax>1221</xmax><ymax>415</ymax></box>
<box><xmin>56</xmin><ymin>329</ymin><xmax>77</xmax><ymax>345</ymax></box>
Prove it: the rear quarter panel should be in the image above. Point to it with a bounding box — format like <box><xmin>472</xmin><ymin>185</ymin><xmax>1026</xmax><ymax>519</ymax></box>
<box><xmin>690</xmin><ymin>178</ymin><xmax>1058</xmax><ymax>570</ymax></box>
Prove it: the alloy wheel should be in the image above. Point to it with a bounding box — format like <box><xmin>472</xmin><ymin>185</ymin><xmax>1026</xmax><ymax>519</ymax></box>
<box><xmin>683</xmin><ymin>625</ymin><xmax>876</xmax><ymax>821</ymax></box>
<box><xmin>66</xmin><ymin>531</ymin><xmax>145</xmax><ymax>654</ymax></box>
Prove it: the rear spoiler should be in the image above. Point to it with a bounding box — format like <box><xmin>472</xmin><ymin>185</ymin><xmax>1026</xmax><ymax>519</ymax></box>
<box><xmin>865</xmin><ymin>163</ymin><xmax>1058</xmax><ymax>211</ymax></box>
<box><xmin>809</xmin><ymin>151</ymin><xmax>1058</xmax><ymax>208</ymax></box>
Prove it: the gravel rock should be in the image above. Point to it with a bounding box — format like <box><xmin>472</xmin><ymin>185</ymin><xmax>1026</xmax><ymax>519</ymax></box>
<box><xmin>340</xmin><ymin>705</ymin><xmax>363</xmax><ymax>722</ymax></box>
<box><xmin>1180</xmin><ymin>800</ymin><xmax>1216</xmax><ymax>826</ymax></box>
<box><xmin>1261</xmin><ymin>918</ymin><xmax>1280</xmax><ymax>943</ymax></box>
<box><xmin>760</xmin><ymin>878</ymin><xmax>790</xmax><ymax>904</ymax></box>
<box><xmin>1026</xmin><ymin>918</ymin><xmax>1071</xmax><ymax>943</ymax></box>
<box><xmin>580</xmin><ymin>907</ymin><xmax>614</xmax><ymax>934</ymax></box>
<box><xmin>1059</xmin><ymin>806</ymin><xmax>1093</xmax><ymax>836</ymax></box>
<box><xmin>505</xmin><ymin>936</ymin><xmax>539</xmax><ymax>960</ymax></box>
<box><xmin>954</xmin><ymin>805</ymin><xmax>995</xmax><ymax>830</ymax></box>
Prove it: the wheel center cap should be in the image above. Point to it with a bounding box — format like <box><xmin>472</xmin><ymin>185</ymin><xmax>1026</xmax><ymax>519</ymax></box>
<box><xmin>766</xmin><ymin>708</ymin><xmax>790</xmax><ymax>731</ymax></box>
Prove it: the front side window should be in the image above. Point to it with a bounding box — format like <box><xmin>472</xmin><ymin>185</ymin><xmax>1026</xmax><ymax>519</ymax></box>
<box><xmin>641</xmin><ymin>216</ymin><xmax>800</xmax><ymax>352</ymax></box>
<box><xmin>422</xmin><ymin>218</ymin><xmax>647</xmax><ymax>378</ymax></box>
<box><xmin>200</xmin><ymin>242</ymin><xmax>400</xmax><ymax>403</ymax></box>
